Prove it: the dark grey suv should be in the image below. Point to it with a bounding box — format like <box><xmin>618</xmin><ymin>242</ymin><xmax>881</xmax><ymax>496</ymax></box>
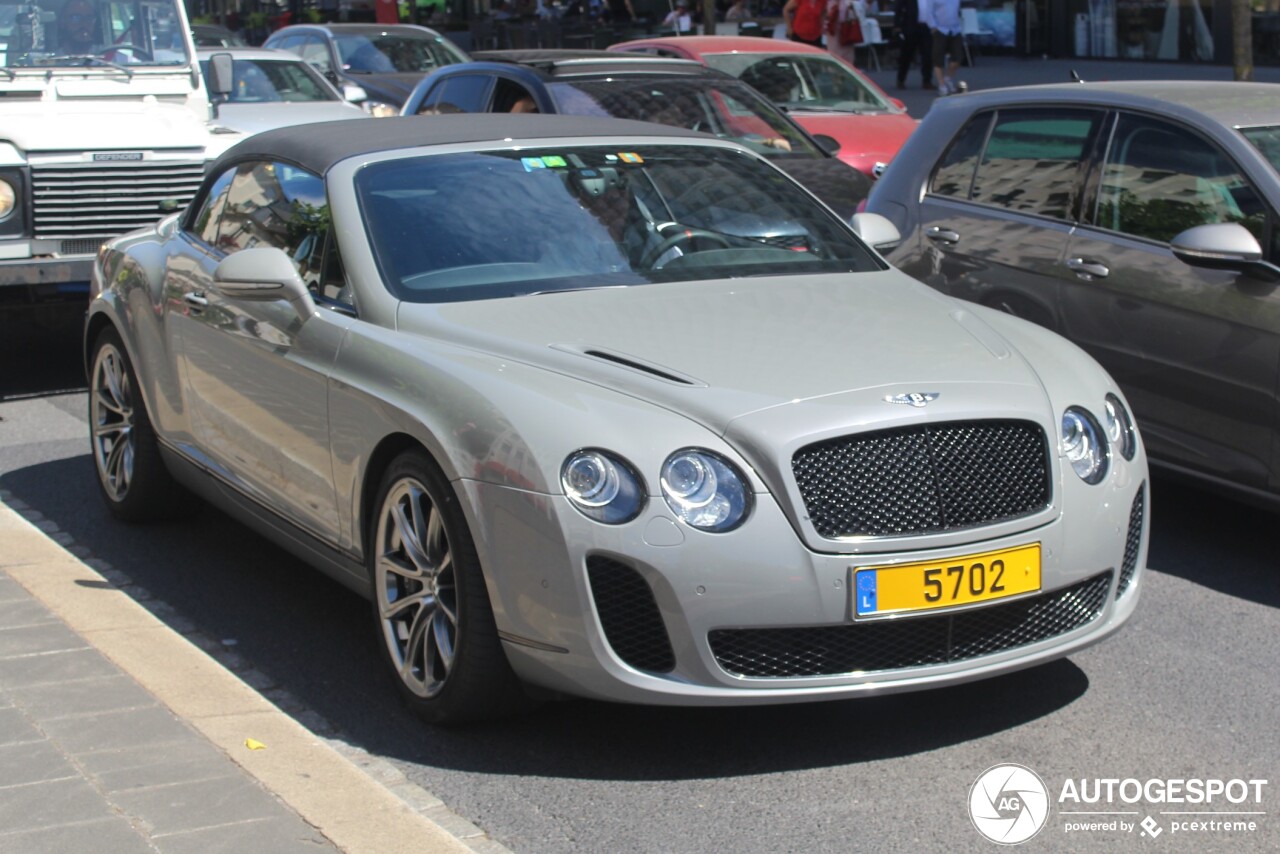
<box><xmin>866</xmin><ymin>81</ymin><xmax>1280</xmax><ymax>505</ymax></box>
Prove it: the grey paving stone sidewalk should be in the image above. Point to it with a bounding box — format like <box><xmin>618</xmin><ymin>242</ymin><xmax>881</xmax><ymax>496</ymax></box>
<box><xmin>0</xmin><ymin>570</ymin><xmax>339</xmax><ymax>854</ymax></box>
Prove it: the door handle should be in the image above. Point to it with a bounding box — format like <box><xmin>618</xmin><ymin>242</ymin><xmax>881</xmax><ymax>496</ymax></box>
<box><xmin>1067</xmin><ymin>258</ymin><xmax>1110</xmax><ymax>279</ymax></box>
<box><xmin>925</xmin><ymin>226</ymin><xmax>960</xmax><ymax>245</ymax></box>
<box><xmin>184</xmin><ymin>291</ymin><xmax>209</xmax><ymax>309</ymax></box>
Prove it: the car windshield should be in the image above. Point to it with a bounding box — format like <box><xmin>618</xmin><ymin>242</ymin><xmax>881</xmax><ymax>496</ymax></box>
<box><xmin>201</xmin><ymin>57</ymin><xmax>337</xmax><ymax>102</ymax></box>
<box><xmin>357</xmin><ymin>143</ymin><xmax>880</xmax><ymax>303</ymax></box>
<box><xmin>547</xmin><ymin>78</ymin><xmax>819</xmax><ymax>158</ymax></box>
<box><xmin>703</xmin><ymin>53</ymin><xmax>895</xmax><ymax>114</ymax></box>
<box><xmin>334</xmin><ymin>32</ymin><xmax>465</xmax><ymax>73</ymax></box>
<box><xmin>1240</xmin><ymin>125</ymin><xmax>1280</xmax><ymax>174</ymax></box>
<box><xmin>0</xmin><ymin>0</ymin><xmax>191</xmax><ymax>68</ymax></box>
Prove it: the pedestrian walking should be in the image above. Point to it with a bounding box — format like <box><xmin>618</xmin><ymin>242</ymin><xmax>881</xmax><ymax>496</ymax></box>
<box><xmin>921</xmin><ymin>0</ymin><xmax>963</xmax><ymax>95</ymax></box>
<box><xmin>894</xmin><ymin>0</ymin><xmax>932</xmax><ymax>89</ymax></box>
<box><xmin>784</xmin><ymin>0</ymin><xmax>826</xmax><ymax>47</ymax></box>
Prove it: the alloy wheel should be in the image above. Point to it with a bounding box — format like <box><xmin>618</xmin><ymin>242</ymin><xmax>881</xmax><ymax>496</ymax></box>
<box><xmin>91</xmin><ymin>342</ymin><xmax>136</xmax><ymax>502</ymax></box>
<box><xmin>374</xmin><ymin>477</ymin><xmax>459</xmax><ymax>698</ymax></box>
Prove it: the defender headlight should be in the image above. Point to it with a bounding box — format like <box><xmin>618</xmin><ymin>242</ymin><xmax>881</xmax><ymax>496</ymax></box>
<box><xmin>660</xmin><ymin>449</ymin><xmax>751</xmax><ymax>532</ymax></box>
<box><xmin>561</xmin><ymin>450</ymin><xmax>644</xmax><ymax>524</ymax></box>
<box><xmin>1103</xmin><ymin>393</ymin><xmax>1137</xmax><ymax>461</ymax></box>
<box><xmin>0</xmin><ymin>179</ymin><xmax>15</xmax><ymax>220</ymax></box>
<box><xmin>1062</xmin><ymin>407</ymin><xmax>1109</xmax><ymax>484</ymax></box>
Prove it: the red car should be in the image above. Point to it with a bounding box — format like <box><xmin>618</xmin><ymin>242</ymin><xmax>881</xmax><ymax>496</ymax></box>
<box><xmin>610</xmin><ymin>36</ymin><xmax>917</xmax><ymax>179</ymax></box>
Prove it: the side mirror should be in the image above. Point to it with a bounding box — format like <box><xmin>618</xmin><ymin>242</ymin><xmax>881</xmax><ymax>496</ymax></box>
<box><xmin>851</xmin><ymin>212</ymin><xmax>901</xmax><ymax>253</ymax></box>
<box><xmin>214</xmin><ymin>247</ymin><xmax>316</xmax><ymax>320</ymax></box>
<box><xmin>813</xmin><ymin>133</ymin><xmax>841</xmax><ymax>155</ymax></box>
<box><xmin>342</xmin><ymin>82</ymin><xmax>368</xmax><ymax>103</ymax></box>
<box><xmin>889</xmin><ymin>97</ymin><xmax>907</xmax><ymax>111</ymax></box>
<box><xmin>1170</xmin><ymin>222</ymin><xmax>1280</xmax><ymax>282</ymax></box>
<box><xmin>208</xmin><ymin>52</ymin><xmax>234</xmax><ymax>99</ymax></box>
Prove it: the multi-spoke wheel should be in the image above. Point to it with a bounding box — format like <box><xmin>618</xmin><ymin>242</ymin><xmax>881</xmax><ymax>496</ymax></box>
<box><xmin>88</xmin><ymin>327</ymin><xmax>194</xmax><ymax>522</ymax></box>
<box><xmin>369</xmin><ymin>450</ymin><xmax>527</xmax><ymax>723</ymax></box>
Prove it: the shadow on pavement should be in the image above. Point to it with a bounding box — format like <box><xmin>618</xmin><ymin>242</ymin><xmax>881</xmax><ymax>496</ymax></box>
<box><xmin>1146</xmin><ymin>472</ymin><xmax>1280</xmax><ymax>610</ymax></box>
<box><xmin>0</xmin><ymin>306</ymin><xmax>86</xmax><ymax>400</ymax></box>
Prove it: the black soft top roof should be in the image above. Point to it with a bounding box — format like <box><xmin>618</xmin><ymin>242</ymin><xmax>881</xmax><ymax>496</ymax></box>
<box><xmin>208</xmin><ymin>114</ymin><xmax>711</xmax><ymax>177</ymax></box>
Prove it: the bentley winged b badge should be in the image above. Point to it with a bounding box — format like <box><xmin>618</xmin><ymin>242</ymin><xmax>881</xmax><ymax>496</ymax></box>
<box><xmin>885</xmin><ymin>392</ymin><xmax>940</xmax><ymax>408</ymax></box>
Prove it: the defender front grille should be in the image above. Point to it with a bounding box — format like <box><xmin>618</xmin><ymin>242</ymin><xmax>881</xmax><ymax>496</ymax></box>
<box><xmin>792</xmin><ymin>420</ymin><xmax>1051</xmax><ymax>538</ymax></box>
<box><xmin>587</xmin><ymin>556</ymin><xmax>675</xmax><ymax>673</ymax></box>
<box><xmin>709</xmin><ymin>571</ymin><xmax>1111</xmax><ymax>678</ymax></box>
<box><xmin>32</xmin><ymin>160</ymin><xmax>204</xmax><ymax>242</ymax></box>
<box><xmin>1117</xmin><ymin>485</ymin><xmax>1145</xmax><ymax>598</ymax></box>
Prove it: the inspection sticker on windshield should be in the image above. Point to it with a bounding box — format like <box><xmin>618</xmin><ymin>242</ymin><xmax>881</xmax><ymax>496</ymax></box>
<box><xmin>521</xmin><ymin>157</ymin><xmax>548</xmax><ymax>171</ymax></box>
<box><xmin>618</xmin><ymin>152</ymin><xmax>644</xmax><ymax>164</ymax></box>
<box><xmin>853</xmin><ymin>543</ymin><xmax>1041</xmax><ymax>618</ymax></box>
<box><xmin>543</xmin><ymin>155</ymin><xmax>567</xmax><ymax>167</ymax></box>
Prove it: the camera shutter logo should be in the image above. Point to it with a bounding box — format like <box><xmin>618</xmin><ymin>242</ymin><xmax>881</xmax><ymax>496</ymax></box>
<box><xmin>969</xmin><ymin>764</ymin><xmax>1050</xmax><ymax>844</ymax></box>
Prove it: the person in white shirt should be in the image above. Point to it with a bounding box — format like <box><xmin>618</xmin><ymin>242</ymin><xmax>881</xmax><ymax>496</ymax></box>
<box><xmin>663</xmin><ymin>0</ymin><xmax>694</xmax><ymax>31</ymax></box>
<box><xmin>921</xmin><ymin>0</ymin><xmax>963</xmax><ymax>95</ymax></box>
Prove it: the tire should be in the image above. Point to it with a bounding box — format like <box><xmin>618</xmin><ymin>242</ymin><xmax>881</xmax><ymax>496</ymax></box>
<box><xmin>88</xmin><ymin>327</ymin><xmax>197</xmax><ymax>522</ymax></box>
<box><xmin>368</xmin><ymin>449</ymin><xmax>529</xmax><ymax>724</ymax></box>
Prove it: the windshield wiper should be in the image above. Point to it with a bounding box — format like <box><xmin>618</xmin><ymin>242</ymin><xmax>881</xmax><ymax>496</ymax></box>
<box><xmin>41</xmin><ymin>55</ymin><xmax>133</xmax><ymax>77</ymax></box>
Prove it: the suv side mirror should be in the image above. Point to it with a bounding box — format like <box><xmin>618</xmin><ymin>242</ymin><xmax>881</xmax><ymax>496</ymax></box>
<box><xmin>214</xmin><ymin>247</ymin><xmax>316</xmax><ymax>320</ymax></box>
<box><xmin>851</xmin><ymin>212</ymin><xmax>901</xmax><ymax>253</ymax></box>
<box><xmin>208</xmin><ymin>52</ymin><xmax>234</xmax><ymax>99</ymax></box>
<box><xmin>1170</xmin><ymin>223</ymin><xmax>1280</xmax><ymax>282</ymax></box>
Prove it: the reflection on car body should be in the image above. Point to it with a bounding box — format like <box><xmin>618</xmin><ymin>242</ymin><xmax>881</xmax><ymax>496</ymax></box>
<box><xmin>86</xmin><ymin>116</ymin><xmax>1148</xmax><ymax>723</ymax></box>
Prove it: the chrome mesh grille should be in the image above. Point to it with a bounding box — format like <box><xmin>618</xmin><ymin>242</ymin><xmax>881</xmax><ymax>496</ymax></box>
<box><xmin>792</xmin><ymin>420</ymin><xmax>1051</xmax><ymax>538</ymax></box>
<box><xmin>1117</xmin><ymin>485</ymin><xmax>1145</xmax><ymax>598</ymax></box>
<box><xmin>31</xmin><ymin>160</ymin><xmax>204</xmax><ymax>242</ymax></box>
<box><xmin>587</xmin><ymin>556</ymin><xmax>675</xmax><ymax>673</ymax></box>
<box><xmin>708</xmin><ymin>571</ymin><xmax>1111</xmax><ymax>678</ymax></box>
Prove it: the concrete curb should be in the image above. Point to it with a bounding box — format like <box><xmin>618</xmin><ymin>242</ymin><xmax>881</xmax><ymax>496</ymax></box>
<box><xmin>0</xmin><ymin>496</ymin><xmax>504</xmax><ymax>854</ymax></box>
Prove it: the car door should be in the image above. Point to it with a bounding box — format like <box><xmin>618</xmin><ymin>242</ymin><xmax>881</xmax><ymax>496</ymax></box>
<box><xmin>1061</xmin><ymin>111</ymin><xmax>1280</xmax><ymax>490</ymax></box>
<box><xmin>179</xmin><ymin>160</ymin><xmax>354</xmax><ymax>542</ymax></box>
<box><xmin>907</xmin><ymin>107</ymin><xmax>1106</xmax><ymax>330</ymax></box>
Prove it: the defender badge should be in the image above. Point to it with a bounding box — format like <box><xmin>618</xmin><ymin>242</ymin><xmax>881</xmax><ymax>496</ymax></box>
<box><xmin>885</xmin><ymin>392</ymin><xmax>939</xmax><ymax>408</ymax></box>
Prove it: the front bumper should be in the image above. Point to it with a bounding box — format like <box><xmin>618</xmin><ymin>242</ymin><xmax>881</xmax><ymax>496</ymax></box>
<box><xmin>0</xmin><ymin>253</ymin><xmax>93</xmax><ymax>294</ymax></box>
<box><xmin>461</xmin><ymin>472</ymin><xmax>1148</xmax><ymax>706</ymax></box>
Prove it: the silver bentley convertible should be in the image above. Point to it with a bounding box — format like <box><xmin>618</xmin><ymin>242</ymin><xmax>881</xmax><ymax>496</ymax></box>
<box><xmin>86</xmin><ymin>115</ymin><xmax>1149</xmax><ymax>723</ymax></box>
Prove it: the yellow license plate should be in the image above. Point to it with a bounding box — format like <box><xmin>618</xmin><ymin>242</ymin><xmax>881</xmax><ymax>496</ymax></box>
<box><xmin>853</xmin><ymin>544</ymin><xmax>1041</xmax><ymax>618</ymax></box>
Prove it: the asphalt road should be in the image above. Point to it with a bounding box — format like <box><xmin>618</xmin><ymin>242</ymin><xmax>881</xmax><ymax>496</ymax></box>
<box><xmin>2</xmin><ymin>309</ymin><xmax>1277</xmax><ymax>853</ymax></box>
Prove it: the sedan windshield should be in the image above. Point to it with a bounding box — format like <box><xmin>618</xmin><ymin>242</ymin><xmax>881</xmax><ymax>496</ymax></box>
<box><xmin>547</xmin><ymin>78</ymin><xmax>819</xmax><ymax>158</ymax></box>
<box><xmin>703</xmin><ymin>53</ymin><xmax>895</xmax><ymax>115</ymax></box>
<box><xmin>334</xmin><ymin>32</ymin><xmax>465</xmax><ymax>73</ymax></box>
<box><xmin>357</xmin><ymin>144</ymin><xmax>880</xmax><ymax>303</ymax></box>
<box><xmin>201</xmin><ymin>58</ymin><xmax>337</xmax><ymax>102</ymax></box>
<box><xmin>1240</xmin><ymin>125</ymin><xmax>1280</xmax><ymax>174</ymax></box>
<box><xmin>0</xmin><ymin>0</ymin><xmax>191</xmax><ymax>67</ymax></box>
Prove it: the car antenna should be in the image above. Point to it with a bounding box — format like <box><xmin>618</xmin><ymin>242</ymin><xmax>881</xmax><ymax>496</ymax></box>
<box><xmin>1070</xmin><ymin>69</ymin><xmax>1085</xmax><ymax>83</ymax></box>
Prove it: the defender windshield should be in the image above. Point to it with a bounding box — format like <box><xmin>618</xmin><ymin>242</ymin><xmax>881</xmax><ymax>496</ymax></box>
<box><xmin>703</xmin><ymin>53</ymin><xmax>896</xmax><ymax>115</ymax></box>
<box><xmin>357</xmin><ymin>144</ymin><xmax>880</xmax><ymax>303</ymax></box>
<box><xmin>0</xmin><ymin>0</ymin><xmax>190</xmax><ymax>68</ymax></box>
<box><xmin>547</xmin><ymin>78</ymin><xmax>819</xmax><ymax>159</ymax></box>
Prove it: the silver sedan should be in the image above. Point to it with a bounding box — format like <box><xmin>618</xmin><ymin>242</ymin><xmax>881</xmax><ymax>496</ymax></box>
<box><xmin>85</xmin><ymin>115</ymin><xmax>1149</xmax><ymax>723</ymax></box>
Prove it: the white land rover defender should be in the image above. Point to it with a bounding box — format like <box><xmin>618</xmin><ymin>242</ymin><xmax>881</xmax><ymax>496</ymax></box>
<box><xmin>0</xmin><ymin>0</ymin><xmax>238</xmax><ymax>319</ymax></box>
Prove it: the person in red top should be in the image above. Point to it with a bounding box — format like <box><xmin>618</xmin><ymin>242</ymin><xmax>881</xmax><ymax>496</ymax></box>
<box><xmin>783</xmin><ymin>0</ymin><xmax>826</xmax><ymax>46</ymax></box>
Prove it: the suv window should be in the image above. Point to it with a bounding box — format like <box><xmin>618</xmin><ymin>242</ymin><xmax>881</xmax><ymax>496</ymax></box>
<box><xmin>416</xmin><ymin>74</ymin><xmax>493</xmax><ymax>114</ymax></box>
<box><xmin>931</xmin><ymin>113</ymin><xmax>991</xmax><ymax>198</ymax></box>
<box><xmin>1093</xmin><ymin>113</ymin><xmax>1268</xmax><ymax>245</ymax></box>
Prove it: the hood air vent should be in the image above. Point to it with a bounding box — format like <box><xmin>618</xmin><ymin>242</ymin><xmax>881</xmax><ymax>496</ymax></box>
<box><xmin>551</xmin><ymin>344</ymin><xmax>707</xmax><ymax>387</ymax></box>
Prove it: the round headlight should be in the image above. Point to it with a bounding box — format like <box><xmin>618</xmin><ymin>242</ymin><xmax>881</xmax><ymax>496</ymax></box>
<box><xmin>0</xmin><ymin>179</ymin><xmax>15</xmax><ymax>221</ymax></box>
<box><xmin>1103</xmin><ymin>393</ymin><xmax>1137</xmax><ymax>461</ymax></box>
<box><xmin>561</xmin><ymin>450</ymin><xmax>644</xmax><ymax>524</ymax></box>
<box><xmin>1062</xmin><ymin>407</ymin><xmax>1109</xmax><ymax>484</ymax></box>
<box><xmin>660</xmin><ymin>449</ymin><xmax>751</xmax><ymax>532</ymax></box>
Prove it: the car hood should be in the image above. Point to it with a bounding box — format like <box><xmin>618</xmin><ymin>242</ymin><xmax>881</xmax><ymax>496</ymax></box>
<box><xmin>0</xmin><ymin>96</ymin><xmax>214</xmax><ymax>151</ymax></box>
<box><xmin>787</xmin><ymin>112</ymin><xmax>918</xmax><ymax>169</ymax></box>
<box><xmin>399</xmin><ymin>270</ymin><xmax>1048</xmax><ymax>436</ymax></box>
<box><xmin>772</xmin><ymin>156</ymin><xmax>871</xmax><ymax>218</ymax></box>
<box><xmin>344</xmin><ymin>72</ymin><xmax>429</xmax><ymax>107</ymax></box>
<box><xmin>211</xmin><ymin>101</ymin><xmax>367</xmax><ymax>135</ymax></box>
